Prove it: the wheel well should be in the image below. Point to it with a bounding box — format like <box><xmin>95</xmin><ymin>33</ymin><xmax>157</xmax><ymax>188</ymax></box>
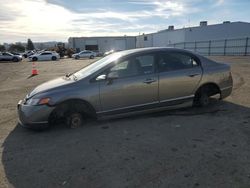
<box><xmin>195</xmin><ymin>83</ymin><xmax>221</xmax><ymax>98</ymax></box>
<box><xmin>49</xmin><ymin>99</ymin><xmax>97</xmax><ymax>122</ymax></box>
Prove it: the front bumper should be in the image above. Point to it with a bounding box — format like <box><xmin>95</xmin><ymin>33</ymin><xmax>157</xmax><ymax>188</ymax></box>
<box><xmin>17</xmin><ymin>100</ymin><xmax>55</xmax><ymax>129</ymax></box>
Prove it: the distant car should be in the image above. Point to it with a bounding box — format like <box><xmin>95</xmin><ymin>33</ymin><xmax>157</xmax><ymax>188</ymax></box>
<box><xmin>0</xmin><ymin>52</ymin><xmax>22</xmax><ymax>62</ymax></box>
<box><xmin>72</xmin><ymin>50</ymin><xmax>96</xmax><ymax>59</ymax></box>
<box><xmin>104</xmin><ymin>49</ymin><xmax>115</xmax><ymax>56</ymax></box>
<box><xmin>11</xmin><ymin>52</ymin><xmax>22</xmax><ymax>56</ymax></box>
<box><xmin>18</xmin><ymin>47</ymin><xmax>233</xmax><ymax>130</ymax></box>
<box><xmin>94</xmin><ymin>51</ymin><xmax>104</xmax><ymax>57</ymax></box>
<box><xmin>23</xmin><ymin>51</ymin><xmax>35</xmax><ymax>58</ymax></box>
<box><xmin>104</xmin><ymin>49</ymin><xmax>123</xmax><ymax>56</ymax></box>
<box><xmin>28</xmin><ymin>51</ymin><xmax>60</xmax><ymax>61</ymax></box>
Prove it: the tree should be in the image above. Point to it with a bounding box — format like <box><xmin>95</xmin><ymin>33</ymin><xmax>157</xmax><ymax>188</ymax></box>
<box><xmin>8</xmin><ymin>44</ymin><xmax>25</xmax><ymax>52</ymax></box>
<box><xmin>26</xmin><ymin>39</ymin><xmax>35</xmax><ymax>50</ymax></box>
<box><xmin>66</xmin><ymin>48</ymin><xmax>75</xmax><ymax>58</ymax></box>
<box><xmin>0</xmin><ymin>44</ymin><xmax>5</xmax><ymax>51</ymax></box>
<box><xmin>56</xmin><ymin>46</ymin><xmax>66</xmax><ymax>57</ymax></box>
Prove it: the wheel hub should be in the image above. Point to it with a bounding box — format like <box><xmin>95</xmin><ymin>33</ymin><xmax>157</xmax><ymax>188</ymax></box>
<box><xmin>70</xmin><ymin>114</ymin><xmax>82</xmax><ymax>128</ymax></box>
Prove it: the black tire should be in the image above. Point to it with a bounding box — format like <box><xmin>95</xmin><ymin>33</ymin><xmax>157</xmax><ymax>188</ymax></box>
<box><xmin>23</xmin><ymin>54</ymin><xmax>27</xmax><ymax>58</ymax></box>
<box><xmin>12</xmin><ymin>57</ymin><xmax>19</xmax><ymax>62</ymax></box>
<box><xmin>89</xmin><ymin>55</ymin><xmax>94</xmax><ymax>59</ymax></box>
<box><xmin>66</xmin><ymin>111</ymin><xmax>84</xmax><ymax>129</ymax></box>
<box><xmin>75</xmin><ymin>56</ymin><xmax>80</xmax><ymax>59</ymax></box>
<box><xmin>32</xmin><ymin>57</ymin><xmax>38</xmax><ymax>61</ymax></box>
<box><xmin>52</xmin><ymin>56</ymin><xmax>57</xmax><ymax>61</ymax></box>
<box><xmin>194</xmin><ymin>88</ymin><xmax>210</xmax><ymax>107</ymax></box>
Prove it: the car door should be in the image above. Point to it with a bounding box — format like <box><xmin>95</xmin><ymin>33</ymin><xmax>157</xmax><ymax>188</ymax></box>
<box><xmin>39</xmin><ymin>52</ymin><xmax>50</xmax><ymax>60</ymax></box>
<box><xmin>2</xmin><ymin>53</ymin><xmax>12</xmax><ymax>61</ymax></box>
<box><xmin>78</xmin><ymin>52</ymin><xmax>84</xmax><ymax>58</ymax></box>
<box><xmin>38</xmin><ymin>53</ymin><xmax>46</xmax><ymax>60</ymax></box>
<box><xmin>99</xmin><ymin>53</ymin><xmax>158</xmax><ymax>113</ymax></box>
<box><xmin>45</xmin><ymin>53</ymin><xmax>52</xmax><ymax>60</ymax></box>
<box><xmin>158</xmin><ymin>51</ymin><xmax>202</xmax><ymax>103</ymax></box>
<box><xmin>83</xmin><ymin>51</ymin><xmax>91</xmax><ymax>58</ymax></box>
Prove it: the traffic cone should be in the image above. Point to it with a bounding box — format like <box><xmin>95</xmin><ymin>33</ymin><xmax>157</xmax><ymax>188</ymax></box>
<box><xmin>31</xmin><ymin>62</ymin><xmax>38</xmax><ymax>76</ymax></box>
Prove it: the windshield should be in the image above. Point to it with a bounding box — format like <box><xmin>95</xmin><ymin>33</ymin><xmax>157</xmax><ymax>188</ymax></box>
<box><xmin>72</xmin><ymin>52</ymin><xmax>122</xmax><ymax>79</ymax></box>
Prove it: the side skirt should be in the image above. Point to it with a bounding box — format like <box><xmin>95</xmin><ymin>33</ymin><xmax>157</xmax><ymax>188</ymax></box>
<box><xmin>97</xmin><ymin>96</ymin><xmax>194</xmax><ymax>119</ymax></box>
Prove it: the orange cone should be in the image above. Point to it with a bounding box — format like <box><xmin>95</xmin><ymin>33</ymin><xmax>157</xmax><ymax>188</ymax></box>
<box><xmin>31</xmin><ymin>62</ymin><xmax>38</xmax><ymax>75</ymax></box>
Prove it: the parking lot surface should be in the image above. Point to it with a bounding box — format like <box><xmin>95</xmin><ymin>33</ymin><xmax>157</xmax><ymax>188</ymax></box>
<box><xmin>0</xmin><ymin>56</ymin><xmax>250</xmax><ymax>188</ymax></box>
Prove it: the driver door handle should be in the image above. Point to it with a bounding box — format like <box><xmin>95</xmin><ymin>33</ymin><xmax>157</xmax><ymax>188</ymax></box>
<box><xmin>143</xmin><ymin>78</ymin><xmax>156</xmax><ymax>84</ymax></box>
<box><xmin>188</xmin><ymin>73</ymin><xmax>200</xmax><ymax>77</ymax></box>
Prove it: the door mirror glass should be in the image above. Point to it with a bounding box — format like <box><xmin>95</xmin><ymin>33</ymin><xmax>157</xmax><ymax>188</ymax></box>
<box><xmin>107</xmin><ymin>71</ymin><xmax>119</xmax><ymax>79</ymax></box>
<box><xmin>96</xmin><ymin>74</ymin><xmax>106</xmax><ymax>81</ymax></box>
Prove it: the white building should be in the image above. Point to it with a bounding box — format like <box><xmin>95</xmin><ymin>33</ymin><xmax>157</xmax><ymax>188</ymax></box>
<box><xmin>68</xmin><ymin>36</ymin><xmax>136</xmax><ymax>53</ymax></box>
<box><xmin>68</xmin><ymin>21</ymin><xmax>250</xmax><ymax>55</ymax></box>
<box><xmin>136</xmin><ymin>21</ymin><xmax>250</xmax><ymax>48</ymax></box>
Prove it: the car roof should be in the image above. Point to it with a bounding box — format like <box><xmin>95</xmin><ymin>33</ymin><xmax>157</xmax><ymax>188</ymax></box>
<box><xmin>41</xmin><ymin>51</ymin><xmax>54</xmax><ymax>53</ymax></box>
<box><xmin>116</xmin><ymin>47</ymin><xmax>197</xmax><ymax>57</ymax></box>
<box><xmin>3</xmin><ymin>52</ymin><xmax>12</xmax><ymax>55</ymax></box>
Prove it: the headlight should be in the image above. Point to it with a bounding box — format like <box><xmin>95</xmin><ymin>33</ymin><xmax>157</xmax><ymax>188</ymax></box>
<box><xmin>25</xmin><ymin>97</ymin><xmax>50</xmax><ymax>106</ymax></box>
<box><xmin>25</xmin><ymin>98</ymin><xmax>40</xmax><ymax>105</ymax></box>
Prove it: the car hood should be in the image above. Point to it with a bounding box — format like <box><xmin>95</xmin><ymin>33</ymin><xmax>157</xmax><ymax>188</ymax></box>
<box><xmin>28</xmin><ymin>77</ymin><xmax>74</xmax><ymax>98</ymax></box>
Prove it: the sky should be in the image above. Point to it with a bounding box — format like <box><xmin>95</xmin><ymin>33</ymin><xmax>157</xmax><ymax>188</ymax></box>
<box><xmin>0</xmin><ymin>0</ymin><xmax>250</xmax><ymax>43</ymax></box>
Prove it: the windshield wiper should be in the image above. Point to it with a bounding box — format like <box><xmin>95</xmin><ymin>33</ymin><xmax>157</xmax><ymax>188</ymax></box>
<box><xmin>65</xmin><ymin>73</ymin><xmax>78</xmax><ymax>81</ymax></box>
<box><xmin>65</xmin><ymin>73</ymin><xmax>72</xmax><ymax>77</ymax></box>
<box><xmin>72</xmin><ymin>74</ymin><xmax>78</xmax><ymax>81</ymax></box>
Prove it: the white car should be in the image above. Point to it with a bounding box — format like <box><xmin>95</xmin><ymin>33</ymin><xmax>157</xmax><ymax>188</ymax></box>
<box><xmin>72</xmin><ymin>50</ymin><xmax>96</xmax><ymax>59</ymax></box>
<box><xmin>29</xmin><ymin>51</ymin><xmax>60</xmax><ymax>61</ymax></box>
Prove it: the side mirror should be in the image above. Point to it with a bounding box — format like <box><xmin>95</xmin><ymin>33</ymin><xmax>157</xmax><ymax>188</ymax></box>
<box><xmin>107</xmin><ymin>71</ymin><xmax>119</xmax><ymax>79</ymax></box>
<box><xmin>96</xmin><ymin>74</ymin><xmax>106</xmax><ymax>81</ymax></box>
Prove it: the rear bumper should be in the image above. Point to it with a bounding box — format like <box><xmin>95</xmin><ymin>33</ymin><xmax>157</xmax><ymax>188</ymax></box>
<box><xmin>17</xmin><ymin>100</ymin><xmax>55</xmax><ymax>129</ymax></box>
<box><xmin>220</xmin><ymin>86</ymin><xmax>233</xmax><ymax>99</ymax></box>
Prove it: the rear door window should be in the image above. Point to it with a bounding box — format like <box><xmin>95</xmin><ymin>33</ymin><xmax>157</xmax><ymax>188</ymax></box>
<box><xmin>158</xmin><ymin>52</ymin><xmax>199</xmax><ymax>72</ymax></box>
<box><xmin>41</xmin><ymin>52</ymin><xmax>51</xmax><ymax>55</ymax></box>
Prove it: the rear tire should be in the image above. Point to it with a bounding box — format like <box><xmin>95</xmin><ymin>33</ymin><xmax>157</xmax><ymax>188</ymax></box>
<box><xmin>194</xmin><ymin>88</ymin><xmax>210</xmax><ymax>107</ymax></box>
<box><xmin>89</xmin><ymin>55</ymin><xmax>94</xmax><ymax>59</ymax></box>
<box><xmin>52</xmin><ymin>56</ymin><xmax>57</xmax><ymax>61</ymax></box>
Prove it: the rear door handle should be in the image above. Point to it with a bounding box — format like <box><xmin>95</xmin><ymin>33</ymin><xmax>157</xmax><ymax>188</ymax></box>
<box><xmin>143</xmin><ymin>78</ymin><xmax>156</xmax><ymax>84</ymax></box>
<box><xmin>188</xmin><ymin>73</ymin><xmax>200</xmax><ymax>77</ymax></box>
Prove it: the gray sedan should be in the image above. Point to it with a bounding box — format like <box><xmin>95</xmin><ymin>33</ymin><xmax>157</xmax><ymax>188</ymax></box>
<box><xmin>0</xmin><ymin>52</ymin><xmax>22</xmax><ymax>62</ymax></box>
<box><xmin>17</xmin><ymin>47</ymin><xmax>233</xmax><ymax>129</ymax></box>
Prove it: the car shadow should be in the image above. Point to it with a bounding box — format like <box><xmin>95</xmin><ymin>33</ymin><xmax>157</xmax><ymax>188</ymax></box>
<box><xmin>2</xmin><ymin>100</ymin><xmax>250</xmax><ymax>188</ymax></box>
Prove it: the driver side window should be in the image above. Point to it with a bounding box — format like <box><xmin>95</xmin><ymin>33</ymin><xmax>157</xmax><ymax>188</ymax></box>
<box><xmin>3</xmin><ymin>53</ymin><xmax>10</xmax><ymax>56</ymax></box>
<box><xmin>108</xmin><ymin>54</ymin><xmax>155</xmax><ymax>78</ymax></box>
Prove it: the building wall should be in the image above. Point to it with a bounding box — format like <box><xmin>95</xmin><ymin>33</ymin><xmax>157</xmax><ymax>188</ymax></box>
<box><xmin>153</xmin><ymin>29</ymin><xmax>185</xmax><ymax>47</ymax></box>
<box><xmin>69</xmin><ymin>22</ymin><xmax>250</xmax><ymax>55</ymax></box>
<box><xmin>184</xmin><ymin>22</ymin><xmax>250</xmax><ymax>42</ymax></box>
<box><xmin>136</xmin><ymin>34</ymin><xmax>153</xmax><ymax>48</ymax></box>
<box><xmin>135</xmin><ymin>22</ymin><xmax>250</xmax><ymax>48</ymax></box>
<box><xmin>68</xmin><ymin>37</ymin><xmax>136</xmax><ymax>52</ymax></box>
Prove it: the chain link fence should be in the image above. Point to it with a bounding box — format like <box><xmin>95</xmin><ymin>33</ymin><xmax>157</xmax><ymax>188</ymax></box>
<box><xmin>168</xmin><ymin>37</ymin><xmax>250</xmax><ymax>56</ymax></box>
